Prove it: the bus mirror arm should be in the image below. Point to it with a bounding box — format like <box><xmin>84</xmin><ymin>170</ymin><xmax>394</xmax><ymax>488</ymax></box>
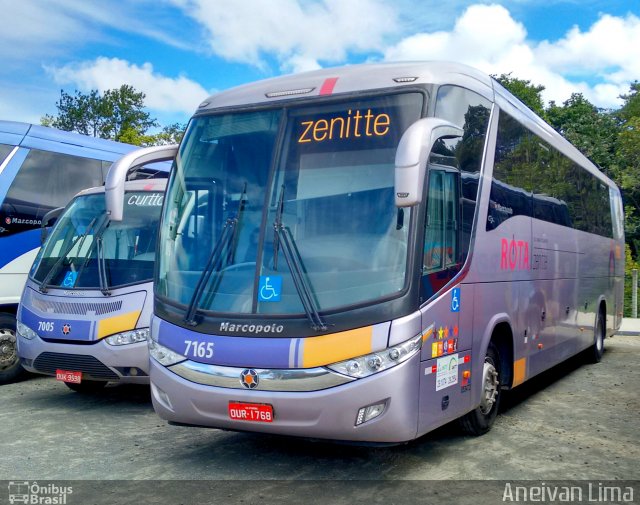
<box><xmin>105</xmin><ymin>144</ymin><xmax>179</xmax><ymax>221</ymax></box>
<box><xmin>40</xmin><ymin>207</ymin><xmax>65</xmax><ymax>244</ymax></box>
<box><xmin>394</xmin><ymin>118</ymin><xmax>463</xmax><ymax>207</ymax></box>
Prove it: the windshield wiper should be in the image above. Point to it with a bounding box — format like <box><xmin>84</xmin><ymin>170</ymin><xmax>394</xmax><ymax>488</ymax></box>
<box><xmin>272</xmin><ymin>185</ymin><xmax>327</xmax><ymax>332</ymax></box>
<box><xmin>74</xmin><ymin>213</ymin><xmax>111</xmax><ymax>295</ymax></box>
<box><xmin>96</xmin><ymin>236</ymin><xmax>111</xmax><ymax>296</ymax></box>
<box><xmin>184</xmin><ymin>184</ymin><xmax>247</xmax><ymax>326</ymax></box>
<box><xmin>39</xmin><ymin>216</ymin><xmax>100</xmax><ymax>293</ymax></box>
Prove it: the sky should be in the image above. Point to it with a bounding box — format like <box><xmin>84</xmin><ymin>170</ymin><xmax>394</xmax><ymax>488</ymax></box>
<box><xmin>1</xmin><ymin>0</ymin><xmax>639</xmax><ymax>129</ymax></box>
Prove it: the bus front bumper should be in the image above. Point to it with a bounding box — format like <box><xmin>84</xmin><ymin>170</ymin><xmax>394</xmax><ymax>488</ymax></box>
<box><xmin>149</xmin><ymin>353</ymin><xmax>421</xmax><ymax>443</ymax></box>
<box><xmin>17</xmin><ymin>335</ymin><xmax>150</xmax><ymax>384</ymax></box>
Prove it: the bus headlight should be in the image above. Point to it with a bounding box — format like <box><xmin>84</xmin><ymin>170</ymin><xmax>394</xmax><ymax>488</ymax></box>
<box><xmin>327</xmin><ymin>334</ymin><xmax>423</xmax><ymax>378</ymax></box>
<box><xmin>105</xmin><ymin>328</ymin><xmax>149</xmax><ymax>346</ymax></box>
<box><xmin>17</xmin><ymin>321</ymin><xmax>38</xmax><ymax>340</ymax></box>
<box><xmin>148</xmin><ymin>338</ymin><xmax>186</xmax><ymax>366</ymax></box>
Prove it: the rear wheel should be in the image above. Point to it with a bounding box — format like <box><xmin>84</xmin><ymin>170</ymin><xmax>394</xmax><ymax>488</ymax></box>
<box><xmin>0</xmin><ymin>314</ymin><xmax>24</xmax><ymax>383</ymax></box>
<box><xmin>64</xmin><ymin>380</ymin><xmax>108</xmax><ymax>393</ymax></box>
<box><xmin>588</xmin><ymin>308</ymin><xmax>606</xmax><ymax>363</ymax></box>
<box><xmin>459</xmin><ymin>342</ymin><xmax>501</xmax><ymax>436</ymax></box>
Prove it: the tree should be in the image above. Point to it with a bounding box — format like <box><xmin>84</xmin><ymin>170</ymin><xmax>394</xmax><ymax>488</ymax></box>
<box><xmin>148</xmin><ymin>123</ymin><xmax>187</xmax><ymax>146</ymax></box>
<box><xmin>494</xmin><ymin>73</ymin><xmax>546</xmax><ymax>118</ymax></box>
<box><xmin>546</xmin><ymin>93</ymin><xmax>619</xmax><ymax>173</ymax></box>
<box><xmin>100</xmin><ymin>85</ymin><xmax>157</xmax><ymax>142</ymax></box>
<box><xmin>41</xmin><ymin>85</ymin><xmax>157</xmax><ymax>145</ymax></box>
<box><xmin>615</xmin><ymin>84</ymin><xmax>640</xmax><ymax>256</ymax></box>
<box><xmin>41</xmin><ymin>89</ymin><xmax>110</xmax><ymax>138</ymax></box>
<box><xmin>618</xmin><ymin>81</ymin><xmax>640</xmax><ymax>121</ymax></box>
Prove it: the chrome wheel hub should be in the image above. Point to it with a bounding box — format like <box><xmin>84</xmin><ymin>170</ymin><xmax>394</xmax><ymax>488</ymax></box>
<box><xmin>0</xmin><ymin>329</ymin><xmax>17</xmax><ymax>369</ymax></box>
<box><xmin>480</xmin><ymin>361</ymin><xmax>499</xmax><ymax>415</ymax></box>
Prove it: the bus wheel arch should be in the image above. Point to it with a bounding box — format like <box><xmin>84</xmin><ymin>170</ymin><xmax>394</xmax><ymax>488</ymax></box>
<box><xmin>459</xmin><ymin>321</ymin><xmax>514</xmax><ymax>436</ymax></box>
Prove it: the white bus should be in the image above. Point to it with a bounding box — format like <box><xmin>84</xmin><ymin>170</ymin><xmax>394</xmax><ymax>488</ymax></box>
<box><xmin>137</xmin><ymin>62</ymin><xmax>622</xmax><ymax>442</ymax></box>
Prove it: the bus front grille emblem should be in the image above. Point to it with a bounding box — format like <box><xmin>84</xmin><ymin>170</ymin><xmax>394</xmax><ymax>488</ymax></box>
<box><xmin>240</xmin><ymin>369</ymin><xmax>259</xmax><ymax>389</ymax></box>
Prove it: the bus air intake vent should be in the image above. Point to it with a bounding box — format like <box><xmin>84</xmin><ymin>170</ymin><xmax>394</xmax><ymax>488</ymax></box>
<box><xmin>33</xmin><ymin>353</ymin><xmax>119</xmax><ymax>381</ymax></box>
<box><xmin>31</xmin><ymin>299</ymin><xmax>123</xmax><ymax>316</ymax></box>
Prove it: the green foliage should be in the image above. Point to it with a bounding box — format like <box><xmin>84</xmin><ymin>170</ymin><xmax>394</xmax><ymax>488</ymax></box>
<box><xmin>546</xmin><ymin>93</ymin><xmax>619</xmax><ymax>174</ymax></box>
<box><xmin>41</xmin><ymin>85</ymin><xmax>157</xmax><ymax>145</ymax></box>
<box><xmin>624</xmin><ymin>243</ymin><xmax>640</xmax><ymax>316</ymax></box>
<box><xmin>147</xmin><ymin>123</ymin><xmax>187</xmax><ymax>146</ymax></box>
<box><xmin>618</xmin><ymin>81</ymin><xmax>640</xmax><ymax>121</ymax></box>
<box><xmin>494</xmin><ymin>73</ymin><xmax>546</xmax><ymax>118</ymax></box>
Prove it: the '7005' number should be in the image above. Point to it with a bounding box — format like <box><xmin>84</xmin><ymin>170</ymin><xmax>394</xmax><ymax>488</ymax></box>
<box><xmin>38</xmin><ymin>321</ymin><xmax>55</xmax><ymax>332</ymax></box>
<box><xmin>184</xmin><ymin>340</ymin><xmax>214</xmax><ymax>359</ymax></box>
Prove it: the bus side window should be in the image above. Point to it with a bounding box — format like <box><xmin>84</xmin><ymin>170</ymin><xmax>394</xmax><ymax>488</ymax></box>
<box><xmin>1</xmin><ymin>149</ymin><xmax>102</xmax><ymax>236</ymax></box>
<box><xmin>421</xmin><ymin>167</ymin><xmax>461</xmax><ymax>301</ymax></box>
<box><xmin>423</xmin><ymin>169</ymin><xmax>459</xmax><ymax>274</ymax></box>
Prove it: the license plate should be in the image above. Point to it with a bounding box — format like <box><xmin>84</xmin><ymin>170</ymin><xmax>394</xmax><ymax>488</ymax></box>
<box><xmin>56</xmin><ymin>369</ymin><xmax>82</xmax><ymax>384</ymax></box>
<box><xmin>228</xmin><ymin>402</ymin><xmax>274</xmax><ymax>423</ymax></box>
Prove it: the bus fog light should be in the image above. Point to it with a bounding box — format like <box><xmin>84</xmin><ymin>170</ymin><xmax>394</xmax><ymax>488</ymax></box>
<box><xmin>105</xmin><ymin>328</ymin><xmax>149</xmax><ymax>346</ymax></box>
<box><xmin>152</xmin><ymin>384</ymin><xmax>173</xmax><ymax>410</ymax></box>
<box><xmin>327</xmin><ymin>334</ymin><xmax>423</xmax><ymax>379</ymax></box>
<box><xmin>355</xmin><ymin>402</ymin><xmax>387</xmax><ymax>426</ymax></box>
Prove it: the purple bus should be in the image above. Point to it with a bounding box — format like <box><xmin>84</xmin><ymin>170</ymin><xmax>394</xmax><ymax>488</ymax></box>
<box><xmin>140</xmin><ymin>62</ymin><xmax>623</xmax><ymax>442</ymax></box>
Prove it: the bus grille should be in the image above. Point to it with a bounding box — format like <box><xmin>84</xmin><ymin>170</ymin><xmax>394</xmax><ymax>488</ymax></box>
<box><xmin>31</xmin><ymin>299</ymin><xmax>123</xmax><ymax>316</ymax></box>
<box><xmin>33</xmin><ymin>353</ymin><xmax>119</xmax><ymax>381</ymax></box>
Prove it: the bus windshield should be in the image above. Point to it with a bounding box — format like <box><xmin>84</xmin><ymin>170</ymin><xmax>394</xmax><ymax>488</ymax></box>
<box><xmin>31</xmin><ymin>191</ymin><xmax>164</xmax><ymax>290</ymax></box>
<box><xmin>157</xmin><ymin>93</ymin><xmax>423</xmax><ymax>317</ymax></box>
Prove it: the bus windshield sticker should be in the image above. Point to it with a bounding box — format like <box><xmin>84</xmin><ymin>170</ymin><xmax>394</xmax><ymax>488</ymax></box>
<box><xmin>451</xmin><ymin>287</ymin><xmax>460</xmax><ymax>312</ymax></box>
<box><xmin>61</xmin><ymin>271</ymin><xmax>78</xmax><ymax>288</ymax></box>
<box><xmin>435</xmin><ymin>353</ymin><xmax>459</xmax><ymax>391</ymax></box>
<box><xmin>258</xmin><ymin>275</ymin><xmax>282</xmax><ymax>302</ymax></box>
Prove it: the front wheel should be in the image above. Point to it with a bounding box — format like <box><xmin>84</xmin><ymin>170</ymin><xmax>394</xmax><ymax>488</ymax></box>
<box><xmin>0</xmin><ymin>314</ymin><xmax>25</xmax><ymax>383</ymax></box>
<box><xmin>459</xmin><ymin>342</ymin><xmax>501</xmax><ymax>436</ymax></box>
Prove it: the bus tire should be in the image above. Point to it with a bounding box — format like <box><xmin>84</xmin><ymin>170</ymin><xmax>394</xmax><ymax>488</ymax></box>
<box><xmin>64</xmin><ymin>380</ymin><xmax>108</xmax><ymax>393</ymax></box>
<box><xmin>588</xmin><ymin>308</ymin><xmax>605</xmax><ymax>363</ymax></box>
<box><xmin>0</xmin><ymin>313</ymin><xmax>25</xmax><ymax>384</ymax></box>
<box><xmin>459</xmin><ymin>342</ymin><xmax>501</xmax><ymax>436</ymax></box>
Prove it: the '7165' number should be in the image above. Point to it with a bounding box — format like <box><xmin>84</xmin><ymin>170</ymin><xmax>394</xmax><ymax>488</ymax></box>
<box><xmin>184</xmin><ymin>340</ymin><xmax>214</xmax><ymax>359</ymax></box>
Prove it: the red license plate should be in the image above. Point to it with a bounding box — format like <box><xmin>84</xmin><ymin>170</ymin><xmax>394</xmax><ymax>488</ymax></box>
<box><xmin>228</xmin><ymin>402</ymin><xmax>274</xmax><ymax>423</ymax></box>
<box><xmin>56</xmin><ymin>369</ymin><xmax>82</xmax><ymax>384</ymax></box>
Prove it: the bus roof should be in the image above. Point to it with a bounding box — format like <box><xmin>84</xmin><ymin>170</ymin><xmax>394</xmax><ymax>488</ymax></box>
<box><xmin>197</xmin><ymin>61</ymin><xmax>494</xmax><ymax>112</ymax></box>
<box><xmin>195</xmin><ymin>61</ymin><xmax>615</xmax><ymax>189</ymax></box>
<box><xmin>0</xmin><ymin>120</ymin><xmax>141</xmax><ymax>159</ymax></box>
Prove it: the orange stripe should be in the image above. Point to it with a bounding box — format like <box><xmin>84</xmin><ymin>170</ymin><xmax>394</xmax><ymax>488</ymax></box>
<box><xmin>302</xmin><ymin>326</ymin><xmax>373</xmax><ymax>368</ymax></box>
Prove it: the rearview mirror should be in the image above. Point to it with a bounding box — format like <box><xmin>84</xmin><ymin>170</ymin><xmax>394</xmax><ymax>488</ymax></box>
<box><xmin>40</xmin><ymin>207</ymin><xmax>65</xmax><ymax>244</ymax></box>
<box><xmin>394</xmin><ymin>118</ymin><xmax>463</xmax><ymax>207</ymax></box>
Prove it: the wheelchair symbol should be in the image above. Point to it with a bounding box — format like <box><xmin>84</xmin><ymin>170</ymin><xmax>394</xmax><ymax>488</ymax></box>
<box><xmin>451</xmin><ymin>287</ymin><xmax>460</xmax><ymax>312</ymax></box>
<box><xmin>258</xmin><ymin>276</ymin><xmax>281</xmax><ymax>302</ymax></box>
<box><xmin>62</xmin><ymin>271</ymin><xmax>77</xmax><ymax>288</ymax></box>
